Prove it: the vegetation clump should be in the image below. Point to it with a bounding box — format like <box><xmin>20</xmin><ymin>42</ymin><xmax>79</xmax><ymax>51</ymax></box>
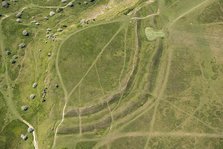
<box><xmin>145</xmin><ymin>27</ymin><xmax>165</xmax><ymax>41</ymax></box>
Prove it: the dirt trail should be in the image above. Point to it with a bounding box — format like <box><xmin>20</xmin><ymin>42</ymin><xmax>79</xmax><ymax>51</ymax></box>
<box><xmin>168</xmin><ymin>0</ymin><xmax>214</xmax><ymax>27</ymax></box>
<box><xmin>53</xmin><ymin>21</ymin><xmax>126</xmax><ymax>148</ymax></box>
<box><xmin>143</xmin><ymin>0</ymin><xmax>216</xmax><ymax>148</ymax></box>
<box><xmin>105</xmin><ymin>131</ymin><xmax>223</xmax><ymax>142</ymax></box>
<box><xmin>92</xmin><ymin>16</ymin><xmax>141</xmax><ymax>149</ymax></box>
<box><xmin>95</xmin><ymin>64</ymin><xmax>113</xmax><ymax>131</ymax></box>
<box><xmin>0</xmin><ymin>13</ymin><xmax>38</xmax><ymax>149</ymax></box>
<box><xmin>131</xmin><ymin>9</ymin><xmax>160</xmax><ymax>20</ymax></box>
<box><xmin>65</xmin><ymin>129</ymin><xmax>223</xmax><ymax>143</ymax></box>
<box><xmin>30</xmin><ymin>0</ymin><xmax>75</xmax><ymax>9</ymax></box>
<box><xmin>67</xmin><ymin>25</ymin><xmax>125</xmax><ymax>98</ymax></box>
<box><xmin>144</xmin><ymin>47</ymin><xmax>173</xmax><ymax>148</ymax></box>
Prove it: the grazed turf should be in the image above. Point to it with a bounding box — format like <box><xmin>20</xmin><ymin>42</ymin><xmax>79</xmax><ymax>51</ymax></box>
<box><xmin>58</xmin><ymin>22</ymin><xmax>121</xmax><ymax>92</ymax></box>
<box><xmin>0</xmin><ymin>0</ymin><xmax>223</xmax><ymax>148</ymax></box>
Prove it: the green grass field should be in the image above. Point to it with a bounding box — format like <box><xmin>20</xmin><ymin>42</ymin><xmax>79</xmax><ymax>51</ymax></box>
<box><xmin>0</xmin><ymin>0</ymin><xmax>223</xmax><ymax>148</ymax></box>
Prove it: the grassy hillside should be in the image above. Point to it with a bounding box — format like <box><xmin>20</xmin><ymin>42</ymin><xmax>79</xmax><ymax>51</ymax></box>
<box><xmin>0</xmin><ymin>0</ymin><xmax>223</xmax><ymax>148</ymax></box>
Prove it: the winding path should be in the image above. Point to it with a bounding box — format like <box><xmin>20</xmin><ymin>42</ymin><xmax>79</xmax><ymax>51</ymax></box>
<box><xmin>0</xmin><ymin>13</ymin><xmax>39</xmax><ymax>149</ymax></box>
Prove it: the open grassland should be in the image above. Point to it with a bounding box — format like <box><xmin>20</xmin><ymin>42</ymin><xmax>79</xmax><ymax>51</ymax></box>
<box><xmin>58</xmin><ymin>21</ymin><xmax>122</xmax><ymax>92</ymax></box>
<box><xmin>0</xmin><ymin>0</ymin><xmax>223</xmax><ymax>148</ymax></box>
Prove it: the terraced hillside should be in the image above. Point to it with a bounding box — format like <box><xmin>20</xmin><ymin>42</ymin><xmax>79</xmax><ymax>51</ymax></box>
<box><xmin>0</xmin><ymin>0</ymin><xmax>223</xmax><ymax>149</ymax></box>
